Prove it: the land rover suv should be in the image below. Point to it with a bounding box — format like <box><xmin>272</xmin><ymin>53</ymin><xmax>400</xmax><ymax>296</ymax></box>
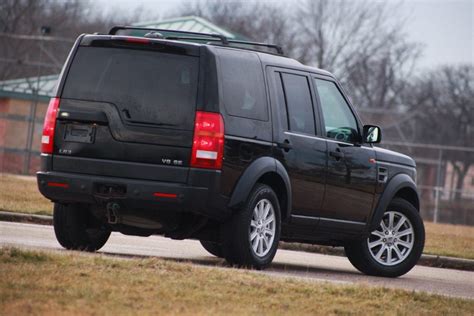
<box><xmin>37</xmin><ymin>26</ymin><xmax>425</xmax><ymax>277</ymax></box>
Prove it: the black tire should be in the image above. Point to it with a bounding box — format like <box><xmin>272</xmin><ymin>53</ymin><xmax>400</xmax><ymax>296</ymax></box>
<box><xmin>344</xmin><ymin>198</ymin><xmax>425</xmax><ymax>278</ymax></box>
<box><xmin>222</xmin><ymin>184</ymin><xmax>281</xmax><ymax>270</ymax></box>
<box><xmin>53</xmin><ymin>203</ymin><xmax>111</xmax><ymax>252</ymax></box>
<box><xmin>200</xmin><ymin>240</ymin><xmax>224</xmax><ymax>258</ymax></box>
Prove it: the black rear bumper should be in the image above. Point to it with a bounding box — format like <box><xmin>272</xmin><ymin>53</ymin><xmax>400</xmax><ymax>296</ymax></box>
<box><xmin>37</xmin><ymin>156</ymin><xmax>230</xmax><ymax>221</ymax></box>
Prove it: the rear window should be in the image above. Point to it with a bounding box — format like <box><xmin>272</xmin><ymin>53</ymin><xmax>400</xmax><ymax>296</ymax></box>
<box><xmin>62</xmin><ymin>46</ymin><xmax>199</xmax><ymax>129</ymax></box>
<box><xmin>217</xmin><ymin>48</ymin><xmax>268</xmax><ymax>121</ymax></box>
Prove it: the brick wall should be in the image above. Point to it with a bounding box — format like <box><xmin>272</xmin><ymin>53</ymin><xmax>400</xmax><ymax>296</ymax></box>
<box><xmin>0</xmin><ymin>97</ymin><xmax>47</xmax><ymax>175</ymax></box>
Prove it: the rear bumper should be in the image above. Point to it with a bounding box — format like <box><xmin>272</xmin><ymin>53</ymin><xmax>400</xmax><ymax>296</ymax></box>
<box><xmin>37</xmin><ymin>156</ymin><xmax>230</xmax><ymax>220</ymax></box>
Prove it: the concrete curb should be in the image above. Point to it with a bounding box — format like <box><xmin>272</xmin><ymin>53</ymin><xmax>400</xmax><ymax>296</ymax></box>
<box><xmin>1</xmin><ymin>211</ymin><xmax>473</xmax><ymax>272</ymax></box>
<box><xmin>0</xmin><ymin>211</ymin><xmax>53</xmax><ymax>226</ymax></box>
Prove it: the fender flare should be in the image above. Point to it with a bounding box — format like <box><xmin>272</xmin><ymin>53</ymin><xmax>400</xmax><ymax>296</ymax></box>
<box><xmin>368</xmin><ymin>173</ymin><xmax>419</xmax><ymax>231</ymax></box>
<box><xmin>228</xmin><ymin>157</ymin><xmax>292</xmax><ymax>218</ymax></box>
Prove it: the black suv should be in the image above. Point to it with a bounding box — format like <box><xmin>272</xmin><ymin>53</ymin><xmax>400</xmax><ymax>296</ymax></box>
<box><xmin>37</xmin><ymin>27</ymin><xmax>424</xmax><ymax>277</ymax></box>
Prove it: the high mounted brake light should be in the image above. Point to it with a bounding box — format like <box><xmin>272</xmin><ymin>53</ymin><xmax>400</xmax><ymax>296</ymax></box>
<box><xmin>41</xmin><ymin>97</ymin><xmax>60</xmax><ymax>154</ymax></box>
<box><xmin>123</xmin><ymin>37</ymin><xmax>150</xmax><ymax>44</ymax></box>
<box><xmin>190</xmin><ymin>111</ymin><xmax>224</xmax><ymax>170</ymax></box>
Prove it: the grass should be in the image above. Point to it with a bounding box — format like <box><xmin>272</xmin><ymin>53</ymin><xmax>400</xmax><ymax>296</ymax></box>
<box><xmin>1</xmin><ymin>247</ymin><xmax>473</xmax><ymax>315</ymax></box>
<box><xmin>0</xmin><ymin>174</ymin><xmax>52</xmax><ymax>216</ymax></box>
<box><xmin>1</xmin><ymin>173</ymin><xmax>473</xmax><ymax>260</ymax></box>
<box><xmin>424</xmin><ymin>222</ymin><xmax>474</xmax><ymax>259</ymax></box>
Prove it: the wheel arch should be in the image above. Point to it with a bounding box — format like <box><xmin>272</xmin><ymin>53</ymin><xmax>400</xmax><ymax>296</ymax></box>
<box><xmin>368</xmin><ymin>173</ymin><xmax>419</xmax><ymax>231</ymax></box>
<box><xmin>228</xmin><ymin>157</ymin><xmax>292</xmax><ymax>221</ymax></box>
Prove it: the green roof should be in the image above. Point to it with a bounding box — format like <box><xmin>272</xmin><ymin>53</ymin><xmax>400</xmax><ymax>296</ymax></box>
<box><xmin>0</xmin><ymin>74</ymin><xmax>58</xmax><ymax>102</ymax></box>
<box><xmin>133</xmin><ymin>16</ymin><xmax>241</xmax><ymax>39</ymax></box>
<box><xmin>0</xmin><ymin>16</ymin><xmax>239</xmax><ymax>102</ymax></box>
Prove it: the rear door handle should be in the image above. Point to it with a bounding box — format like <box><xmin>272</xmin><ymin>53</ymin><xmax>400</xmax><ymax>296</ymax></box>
<box><xmin>277</xmin><ymin>139</ymin><xmax>292</xmax><ymax>151</ymax></box>
<box><xmin>329</xmin><ymin>149</ymin><xmax>344</xmax><ymax>160</ymax></box>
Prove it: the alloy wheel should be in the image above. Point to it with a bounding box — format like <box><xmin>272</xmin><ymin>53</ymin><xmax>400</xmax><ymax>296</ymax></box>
<box><xmin>249</xmin><ymin>198</ymin><xmax>276</xmax><ymax>257</ymax></box>
<box><xmin>367</xmin><ymin>211</ymin><xmax>415</xmax><ymax>266</ymax></box>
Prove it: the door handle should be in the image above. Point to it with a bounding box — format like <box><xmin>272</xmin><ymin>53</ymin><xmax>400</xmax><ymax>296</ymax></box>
<box><xmin>277</xmin><ymin>139</ymin><xmax>292</xmax><ymax>152</ymax></box>
<box><xmin>329</xmin><ymin>149</ymin><xmax>344</xmax><ymax>160</ymax></box>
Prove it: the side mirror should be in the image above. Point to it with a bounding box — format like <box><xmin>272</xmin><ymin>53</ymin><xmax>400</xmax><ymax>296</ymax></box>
<box><xmin>363</xmin><ymin>125</ymin><xmax>382</xmax><ymax>143</ymax></box>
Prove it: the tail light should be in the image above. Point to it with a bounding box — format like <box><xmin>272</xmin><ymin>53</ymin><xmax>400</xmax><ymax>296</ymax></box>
<box><xmin>41</xmin><ymin>97</ymin><xmax>60</xmax><ymax>154</ymax></box>
<box><xmin>190</xmin><ymin>111</ymin><xmax>224</xmax><ymax>169</ymax></box>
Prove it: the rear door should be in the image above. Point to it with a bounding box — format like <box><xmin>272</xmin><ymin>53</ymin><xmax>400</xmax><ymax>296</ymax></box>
<box><xmin>54</xmin><ymin>39</ymin><xmax>201</xmax><ymax>182</ymax></box>
<box><xmin>312</xmin><ymin>77</ymin><xmax>377</xmax><ymax>224</ymax></box>
<box><xmin>267</xmin><ymin>67</ymin><xmax>327</xmax><ymax>221</ymax></box>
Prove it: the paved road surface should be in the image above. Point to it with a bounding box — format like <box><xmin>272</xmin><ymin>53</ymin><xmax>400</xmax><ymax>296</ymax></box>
<box><xmin>1</xmin><ymin>221</ymin><xmax>473</xmax><ymax>299</ymax></box>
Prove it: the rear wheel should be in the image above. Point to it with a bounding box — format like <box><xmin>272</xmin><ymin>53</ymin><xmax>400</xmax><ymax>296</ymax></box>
<box><xmin>344</xmin><ymin>198</ymin><xmax>425</xmax><ymax>277</ymax></box>
<box><xmin>53</xmin><ymin>203</ymin><xmax>110</xmax><ymax>252</ymax></box>
<box><xmin>200</xmin><ymin>240</ymin><xmax>224</xmax><ymax>258</ymax></box>
<box><xmin>222</xmin><ymin>184</ymin><xmax>281</xmax><ymax>269</ymax></box>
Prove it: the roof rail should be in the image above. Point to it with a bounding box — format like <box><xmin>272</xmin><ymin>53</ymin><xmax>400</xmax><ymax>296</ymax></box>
<box><xmin>108</xmin><ymin>25</ymin><xmax>284</xmax><ymax>55</ymax></box>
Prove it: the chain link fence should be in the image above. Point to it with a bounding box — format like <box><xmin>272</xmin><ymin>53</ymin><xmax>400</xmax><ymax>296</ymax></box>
<box><xmin>381</xmin><ymin>142</ymin><xmax>474</xmax><ymax>226</ymax></box>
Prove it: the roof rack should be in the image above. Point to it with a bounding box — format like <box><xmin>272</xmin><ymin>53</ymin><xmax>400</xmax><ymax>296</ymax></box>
<box><xmin>108</xmin><ymin>26</ymin><xmax>284</xmax><ymax>55</ymax></box>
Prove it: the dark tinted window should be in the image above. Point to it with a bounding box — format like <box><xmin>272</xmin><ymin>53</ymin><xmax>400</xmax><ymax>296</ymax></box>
<box><xmin>273</xmin><ymin>73</ymin><xmax>289</xmax><ymax>129</ymax></box>
<box><xmin>314</xmin><ymin>79</ymin><xmax>359</xmax><ymax>143</ymax></box>
<box><xmin>63</xmin><ymin>47</ymin><xmax>199</xmax><ymax>129</ymax></box>
<box><xmin>218</xmin><ymin>49</ymin><xmax>268</xmax><ymax>121</ymax></box>
<box><xmin>281</xmin><ymin>73</ymin><xmax>315</xmax><ymax>134</ymax></box>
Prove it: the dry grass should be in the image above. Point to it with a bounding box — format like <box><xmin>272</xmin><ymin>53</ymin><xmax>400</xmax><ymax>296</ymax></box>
<box><xmin>1</xmin><ymin>247</ymin><xmax>473</xmax><ymax>316</ymax></box>
<box><xmin>0</xmin><ymin>174</ymin><xmax>52</xmax><ymax>216</ymax></box>
<box><xmin>424</xmin><ymin>222</ymin><xmax>474</xmax><ymax>259</ymax></box>
<box><xmin>1</xmin><ymin>174</ymin><xmax>473</xmax><ymax>260</ymax></box>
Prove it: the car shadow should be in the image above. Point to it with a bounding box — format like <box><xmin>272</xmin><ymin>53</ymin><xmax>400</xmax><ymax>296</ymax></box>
<box><xmin>98</xmin><ymin>250</ymin><xmax>362</xmax><ymax>277</ymax></box>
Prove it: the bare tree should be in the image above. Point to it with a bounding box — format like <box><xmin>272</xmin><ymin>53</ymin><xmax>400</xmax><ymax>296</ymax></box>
<box><xmin>0</xmin><ymin>0</ymin><xmax>146</xmax><ymax>80</ymax></box>
<box><xmin>173</xmin><ymin>0</ymin><xmax>299</xmax><ymax>56</ymax></box>
<box><xmin>294</xmin><ymin>0</ymin><xmax>420</xmax><ymax>108</ymax></box>
<box><xmin>404</xmin><ymin>65</ymin><xmax>474</xmax><ymax>199</ymax></box>
<box><xmin>175</xmin><ymin>0</ymin><xmax>419</xmax><ymax>109</ymax></box>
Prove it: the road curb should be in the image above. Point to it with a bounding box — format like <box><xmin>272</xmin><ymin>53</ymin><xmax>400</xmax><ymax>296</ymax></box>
<box><xmin>1</xmin><ymin>211</ymin><xmax>473</xmax><ymax>272</ymax></box>
<box><xmin>0</xmin><ymin>211</ymin><xmax>53</xmax><ymax>226</ymax></box>
<box><xmin>418</xmin><ymin>254</ymin><xmax>474</xmax><ymax>272</ymax></box>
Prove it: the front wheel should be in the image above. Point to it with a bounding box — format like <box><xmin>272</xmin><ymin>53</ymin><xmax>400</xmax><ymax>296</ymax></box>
<box><xmin>345</xmin><ymin>198</ymin><xmax>425</xmax><ymax>278</ymax></box>
<box><xmin>222</xmin><ymin>184</ymin><xmax>281</xmax><ymax>269</ymax></box>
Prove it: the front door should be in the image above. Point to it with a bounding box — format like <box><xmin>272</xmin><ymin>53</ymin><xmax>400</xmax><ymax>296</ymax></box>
<box><xmin>267</xmin><ymin>68</ymin><xmax>327</xmax><ymax>219</ymax></box>
<box><xmin>313</xmin><ymin>77</ymin><xmax>377</xmax><ymax>224</ymax></box>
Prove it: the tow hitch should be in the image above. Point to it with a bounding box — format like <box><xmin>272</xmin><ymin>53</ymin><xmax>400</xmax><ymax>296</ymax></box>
<box><xmin>106</xmin><ymin>202</ymin><xmax>120</xmax><ymax>224</ymax></box>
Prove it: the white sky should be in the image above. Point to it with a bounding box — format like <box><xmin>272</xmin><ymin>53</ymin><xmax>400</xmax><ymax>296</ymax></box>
<box><xmin>94</xmin><ymin>0</ymin><xmax>473</xmax><ymax>70</ymax></box>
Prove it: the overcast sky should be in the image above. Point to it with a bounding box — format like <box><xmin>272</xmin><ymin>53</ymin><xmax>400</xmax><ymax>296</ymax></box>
<box><xmin>94</xmin><ymin>0</ymin><xmax>473</xmax><ymax>70</ymax></box>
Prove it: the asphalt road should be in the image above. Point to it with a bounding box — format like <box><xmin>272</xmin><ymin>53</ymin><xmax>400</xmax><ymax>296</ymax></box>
<box><xmin>1</xmin><ymin>221</ymin><xmax>473</xmax><ymax>299</ymax></box>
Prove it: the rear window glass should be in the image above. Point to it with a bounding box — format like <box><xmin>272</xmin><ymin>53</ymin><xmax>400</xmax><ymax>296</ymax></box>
<box><xmin>62</xmin><ymin>47</ymin><xmax>199</xmax><ymax>129</ymax></box>
<box><xmin>217</xmin><ymin>49</ymin><xmax>268</xmax><ymax>121</ymax></box>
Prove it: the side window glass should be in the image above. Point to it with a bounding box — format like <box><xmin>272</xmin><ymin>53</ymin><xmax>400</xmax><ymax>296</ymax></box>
<box><xmin>281</xmin><ymin>73</ymin><xmax>315</xmax><ymax>135</ymax></box>
<box><xmin>273</xmin><ymin>72</ymin><xmax>288</xmax><ymax>129</ymax></box>
<box><xmin>218</xmin><ymin>49</ymin><xmax>268</xmax><ymax>121</ymax></box>
<box><xmin>314</xmin><ymin>79</ymin><xmax>359</xmax><ymax>143</ymax></box>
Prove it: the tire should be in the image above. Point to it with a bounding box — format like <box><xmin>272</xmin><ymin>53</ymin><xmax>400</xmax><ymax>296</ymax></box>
<box><xmin>222</xmin><ymin>184</ymin><xmax>281</xmax><ymax>270</ymax></box>
<box><xmin>53</xmin><ymin>203</ymin><xmax>111</xmax><ymax>252</ymax></box>
<box><xmin>200</xmin><ymin>240</ymin><xmax>224</xmax><ymax>258</ymax></box>
<box><xmin>344</xmin><ymin>198</ymin><xmax>425</xmax><ymax>278</ymax></box>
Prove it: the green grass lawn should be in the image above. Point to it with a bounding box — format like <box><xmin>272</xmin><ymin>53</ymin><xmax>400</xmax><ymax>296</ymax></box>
<box><xmin>1</xmin><ymin>173</ymin><xmax>473</xmax><ymax>259</ymax></box>
<box><xmin>1</xmin><ymin>247</ymin><xmax>473</xmax><ymax>315</ymax></box>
